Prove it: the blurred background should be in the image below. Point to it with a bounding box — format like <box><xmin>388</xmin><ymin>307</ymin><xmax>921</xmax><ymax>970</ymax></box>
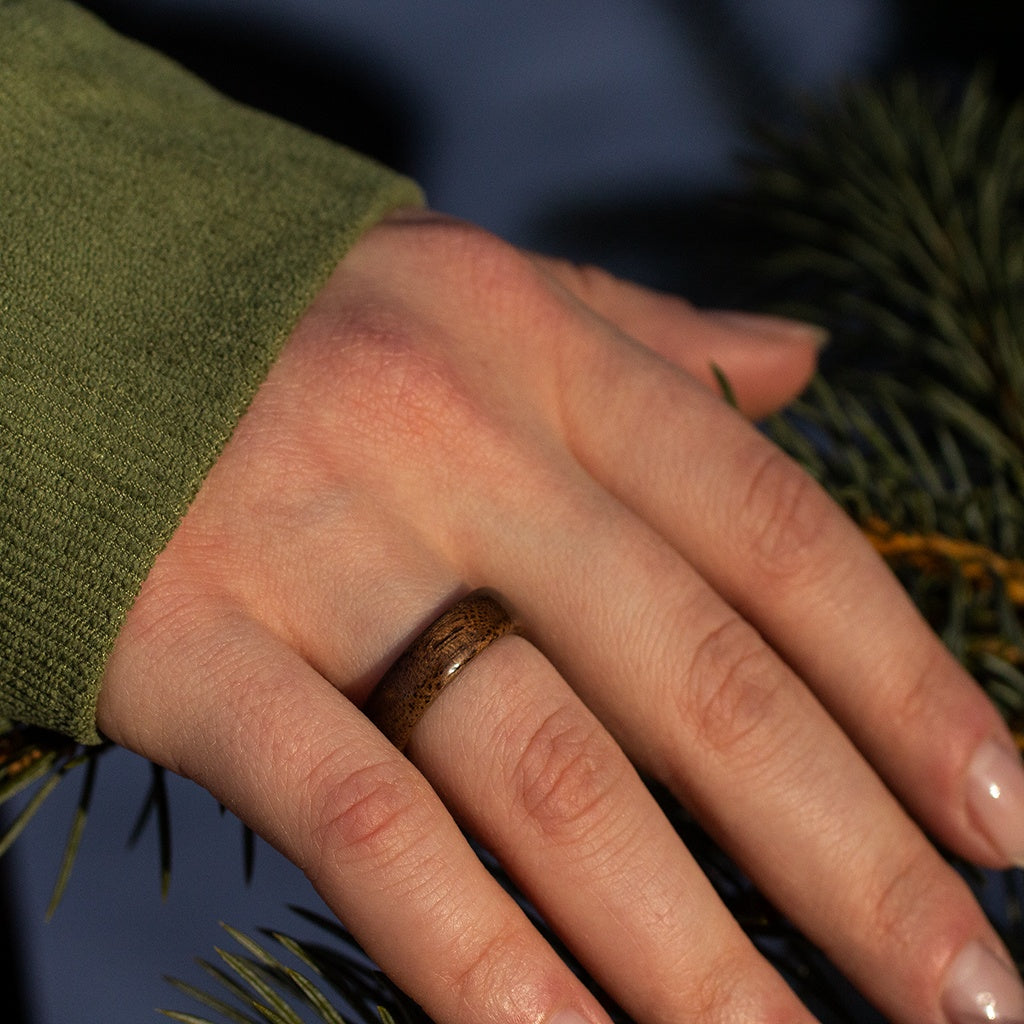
<box><xmin>3</xmin><ymin>1</ymin><xmax>1023</xmax><ymax>1020</ymax></box>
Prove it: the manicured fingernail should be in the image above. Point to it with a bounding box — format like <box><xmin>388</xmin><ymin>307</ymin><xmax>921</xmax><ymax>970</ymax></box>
<box><xmin>550</xmin><ymin>1011</ymin><xmax>600</xmax><ymax>1024</ymax></box>
<box><xmin>966</xmin><ymin>739</ymin><xmax>1024</xmax><ymax>867</ymax></box>
<box><xmin>707</xmin><ymin>310</ymin><xmax>830</xmax><ymax>349</ymax></box>
<box><xmin>942</xmin><ymin>941</ymin><xmax>1024</xmax><ymax>1024</ymax></box>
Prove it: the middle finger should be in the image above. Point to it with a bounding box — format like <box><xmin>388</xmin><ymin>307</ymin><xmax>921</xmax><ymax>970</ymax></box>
<box><xmin>407</xmin><ymin>633</ymin><xmax>809</xmax><ymax>1024</ymax></box>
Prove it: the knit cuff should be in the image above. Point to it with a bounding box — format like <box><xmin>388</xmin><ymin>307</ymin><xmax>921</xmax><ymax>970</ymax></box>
<box><xmin>0</xmin><ymin>0</ymin><xmax>423</xmax><ymax>742</ymax></box>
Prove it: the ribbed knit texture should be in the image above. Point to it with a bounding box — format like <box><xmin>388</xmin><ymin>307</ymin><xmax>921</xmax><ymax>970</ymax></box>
<box><xmin>0</xmin><ymin>0</ymin><xmax>423</xmax><ymax>742</ymax></box>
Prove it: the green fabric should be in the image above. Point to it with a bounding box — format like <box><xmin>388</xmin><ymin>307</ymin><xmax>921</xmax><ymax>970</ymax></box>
<box><xmin>0</xmin><ymin>0</ymin><xmax>423</xmax><ymax>742</ymax></box>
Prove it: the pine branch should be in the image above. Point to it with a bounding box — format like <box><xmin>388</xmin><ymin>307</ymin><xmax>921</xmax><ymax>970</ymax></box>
<box><xmin>161</xmin><ymin>918</ymin><xmax>432</xmax><ymax>1024</ymax></box>
<box><xmin>749</xmin><ymin>72</ymin><xmax>1024</xmax><ymax>450</ymax></box>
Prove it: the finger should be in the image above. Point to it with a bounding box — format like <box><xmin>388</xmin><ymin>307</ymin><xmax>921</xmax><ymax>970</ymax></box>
<box><xmin>530</xmin><ymin>253</ymin><xmax>824</xmax><ymax>418</ymax></box>
<box><xmin>408</xmin><ymin>635</ymin><xmax>812</xmax><ymax>1024</ymax></box>
<box><xmin>556</xmin><ymin>328</ymin><xmax>1024</xmax><ymax>871</ymax></box>
<box><xmin>99</xmin><ymin>606</ymin><xmax>614</xmax><ymax>1024</ymax></box>
<box><xmin>449</xmin><ymin>470</ymin><xmax>1018</xmax><ymax>1024</ymax></box>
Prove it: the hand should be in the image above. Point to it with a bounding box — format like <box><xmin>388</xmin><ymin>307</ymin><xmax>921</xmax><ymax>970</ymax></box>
<box><xmin>97</xmin><ymin>210</ymin><xmax>1024</xmax><ymax>1024</ymax></box>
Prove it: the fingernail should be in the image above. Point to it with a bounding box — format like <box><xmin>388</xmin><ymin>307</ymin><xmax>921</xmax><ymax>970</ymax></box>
<box><xmin>550</xmin><ymin>1011</ymin><xmax>600</xmax><ymax>1024</ymax></box>
<box><xmin>706</xmin><ymin>310</ymin><xmax>830</xmax><ymax>349</ymax></box>
<box><xmin>966</xmin><ymin>738</ymin><xmax>1024</xmax><ymax>867</ymax></box>
<box><xmin>942</xmin><ymin>941</ymin><xmax>1024</xmax><ymax>1024</ymax></box>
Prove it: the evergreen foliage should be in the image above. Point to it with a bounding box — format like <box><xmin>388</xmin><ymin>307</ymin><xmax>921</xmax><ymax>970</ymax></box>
<box><xmin>753</xmin><ymin>72</ymin><xmax>1024</xmax><ymax>732</ymax></box>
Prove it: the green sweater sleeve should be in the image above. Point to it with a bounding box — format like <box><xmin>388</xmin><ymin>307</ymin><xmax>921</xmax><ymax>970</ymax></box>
<box><xmin>0</xmin><ymin>0</ymin><xmax>423</xmax><ymax>743</ymax></box>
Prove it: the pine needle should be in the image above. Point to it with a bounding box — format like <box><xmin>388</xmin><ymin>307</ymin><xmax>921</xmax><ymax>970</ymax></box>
<box><xmin>129</xmin><ymin>762</ymin><xmax>173</xmax><ymax>898</ymax></box>
<box><xmin>0</xmin><ymin>771</ymin><xmax>62</xmax><ymax>858</ymax></box>
<box><xmin>163</xmin><ymin>975</ymin><xmax>262</xmax><ymax>1024</ymax></box>
<box><xmin>46</xmin><ymin>752</ymin><xmax>98</xmax><ymax>918</ymax></box>
<box><xmin>710</xmin><ymin>363</ymin><xmax>739</xmax><ymax>409</ymax></box>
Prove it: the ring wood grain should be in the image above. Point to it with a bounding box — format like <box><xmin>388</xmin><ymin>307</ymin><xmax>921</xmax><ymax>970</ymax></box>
<box><xmin>365</xmin><ymin>591</ymin><xmax>519</xmax><ymax>750</ymax></box>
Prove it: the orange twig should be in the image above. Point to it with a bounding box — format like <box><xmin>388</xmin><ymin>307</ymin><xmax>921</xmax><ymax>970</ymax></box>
<box><xmin>863</xmin><ymin>515</ymin><xmax>1024</xmax><ymax>605</ymax></box>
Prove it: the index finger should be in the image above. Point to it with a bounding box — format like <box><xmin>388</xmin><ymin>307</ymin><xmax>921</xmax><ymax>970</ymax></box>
<box><xmin>556</xmin><ymin>329</ymin><xmax>1024</xmax><ymax>870</ymax></box>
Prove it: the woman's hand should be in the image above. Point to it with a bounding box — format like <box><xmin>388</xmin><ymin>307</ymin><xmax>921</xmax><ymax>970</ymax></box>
<box><xmin>97</xmin><ymin>210</ymin><xmax>1024</xmax><ymax>1024</ymax></box>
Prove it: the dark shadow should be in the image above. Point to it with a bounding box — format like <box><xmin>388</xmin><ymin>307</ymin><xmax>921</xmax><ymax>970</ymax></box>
<box><xmin>0</xmin><ymin>848</ymin><xmax>34</xmax><ymax>1023</ymax></box>
<box><xmin>650</xmin><ymin>0</ymin><xmax>810</xmax><ymax>130</ymax></box>
<box><xmin>532</xmin><ymin>0</ymin><xmax>899</xmax><ymax>296</ymax></box>
<box><xmin>74</xmin><ymin>0</ymin><xmax>423</xmax><ymax>176</ymax></box>
<box><xmin>530</xmin><ymin>189</ymin><xmax>768</xmax><ymax>307</ymax></box>
<box><xmin>536</xmin><ymin>0</ymin><xmax>1024</xmax><ymax>301</ymax></box>
<box><xmin>892</xmin><ymin>0</ymin><xmax>1024</xmax><ymax>94</ymax></box>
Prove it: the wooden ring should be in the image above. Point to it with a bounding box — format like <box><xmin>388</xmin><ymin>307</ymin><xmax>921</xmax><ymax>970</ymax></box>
<box><xmin>364</xmin><ymin>591</ymin><xmax>519</xmax><ymax>751</ymax></box>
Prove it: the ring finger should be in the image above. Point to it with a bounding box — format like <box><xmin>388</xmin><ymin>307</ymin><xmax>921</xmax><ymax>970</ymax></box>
<box><xmin>102</xmin><ymin>602</ymin><xmax>617</xmax><ymax>1024</ymax></box>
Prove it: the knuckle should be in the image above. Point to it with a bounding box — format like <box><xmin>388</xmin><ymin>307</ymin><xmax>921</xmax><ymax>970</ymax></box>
<box><xmin>866</xmin><ymin>852</ymin><xmax>925</xmax><ymax>949</ymax></box>
<box><xmin>394</xmin><ymin>214</ymin><xmax>548</xmax><ymax>317</ymax></box>
<box><xmin>305</xmin><ymin>757</ymin><xmax>427</xmax><ymax>870</ymax></box>
<box><xmin>510</xmin><ymin>704</ymin><xmax>625</xmax><ymax>842</ymax></box>
<box><xmin>412</xmin><ymin>224</ymin><xmax>590</xmax><ymax>369</ymax></box>
<box><xmin>349</xmin><ymin>325</ymin><xmax>474</xmax><ymax>446</ymax></box>
<box><xmin>736</xmin><ymin>444</ymin><xmax>835</xmax><ymax>583</ymax></box>
<box><xmin>449</xmin><ymin>224</ymin><xmax>548</xmax><ymax>307</ymax></box>
<box><xmin>847</xmin><ymin>843</ymin><xmax>992</xmax><ymax>1011</ymax></box>
<box><xmin>440</xmin><ymin>921</ymin><xmax>542</xmax><ymax>1014</ymax></box>
<box><xmin>545</xmin><ymin>257</ymin><xmax>620</xmax><ymax>305</ymax></box>
<box><xmin>859</xmin><ymin>844</ymin><xmax>952</xmax><ymax>960</ymax></box>
<box><xmin>881</xmin><ymin>641</ymin><xmax>951</xmax><ymax>744</ymax></box>
<box><xmin>679</xmin><ymin>616</ymin><xmax>788</xmax><ymax>760</ymax></box>
<box><xmin>687</xmin><ymin>947</ymin><xmax>806</xmax><ymax>1024</ymax></box>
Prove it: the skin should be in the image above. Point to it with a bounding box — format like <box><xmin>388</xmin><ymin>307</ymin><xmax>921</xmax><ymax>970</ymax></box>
<box><xmin>97</xmin><ymin>209</ymin><xmax>1019</xmax><ymax>1024</ymax></box>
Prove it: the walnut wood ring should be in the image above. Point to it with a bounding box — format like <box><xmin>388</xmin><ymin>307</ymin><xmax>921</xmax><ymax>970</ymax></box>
<box><xmin>364</xmin><ymin>591</ymin><xmax>520</xmax><ymax>751</ymax></box>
